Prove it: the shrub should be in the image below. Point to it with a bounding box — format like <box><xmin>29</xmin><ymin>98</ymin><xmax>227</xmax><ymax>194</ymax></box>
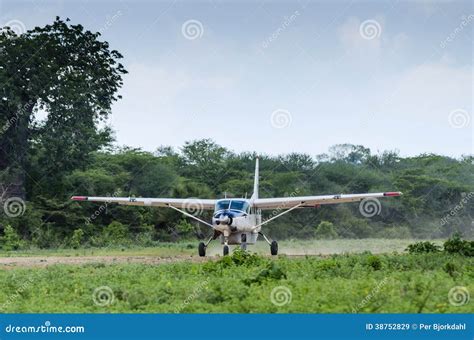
<box><xmin>103</xmin><ymin>221</ymin><xmax>129</xmax><ymax>245</ymax></box>
<box><xmin>443</xmin><ymin>233</ymin><xmax>474</xmax><ymax>256</ymax></box>
<box><xmin>406</xmin><ymin>241</ymin><xmax>441</xmax><ymax>254</ymax></box>
<box><xmin>69</xmin><ymin>228</ymin><xmax>84</xmax><ymax>249</ymax></box>
<box><xmin>1</xmin><ymin>225</ymin><xmax>23</xmax><ymax>251</ymax></box>
<box><xmin>315</xmin><ymin>221</ymin><xmax>338</xmax><ymax>239</ymax></box>
<box><xmin>244</xmin><ymin>262</ymin><xmax>287</xmax><ymax>285</ymax></box>
<box><xmin>366</xmin><ymin>255</ymin><xmax>382</xmax><ymax>270</ymax></box>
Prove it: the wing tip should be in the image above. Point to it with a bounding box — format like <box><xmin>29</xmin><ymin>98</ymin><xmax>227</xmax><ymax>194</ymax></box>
<box><xmin>383</xmin><ymin>191</ymin><xmax>402</xmax><ymax>197</ymax></box>
<box><xmin>71</xmin><ymin>196</ymin><xmax>88</xmax><ymax>201</ymax></box>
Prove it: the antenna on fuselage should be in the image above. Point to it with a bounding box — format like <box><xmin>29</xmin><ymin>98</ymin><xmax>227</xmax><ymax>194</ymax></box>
<box><xmin>250</xmin><ymin>157</ymin><xmax>259</xmax><ymax>200</ymax></box>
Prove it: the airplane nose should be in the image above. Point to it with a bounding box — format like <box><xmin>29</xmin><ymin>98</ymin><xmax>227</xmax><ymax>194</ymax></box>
<box><xmin>215</xmin><ymin>212</ymin><xmax>233</xmax><ymax>226</ymax></box>
<box><xmin>219</xmin><ymin>215</ymin><xmax>230</xmax><ymax>224</ymax></box>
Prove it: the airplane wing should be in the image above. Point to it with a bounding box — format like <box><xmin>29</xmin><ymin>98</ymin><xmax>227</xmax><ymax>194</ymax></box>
<box><xmin>253</xmin><ymin>192</ymin><xmax>401</xmax><ymax>210</ymax></box>
<box><xmin>71</xmin><ymin>196</ymin><xmax>217</xmax><ymax>210</ymax></box>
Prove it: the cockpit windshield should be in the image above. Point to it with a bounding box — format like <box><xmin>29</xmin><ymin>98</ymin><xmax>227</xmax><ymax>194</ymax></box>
<box><xmin>230</xmin><ymin>200</ymin><xmax>249</xmax><ymax>212</ymax></box>
<box><xmin>215</xmin><ymin>199</ymin><xmax>250</xmax><ymax>213</ymax></box>
<box><xmin>215</xmin><ymin>200</ymin><xmax>230</xmax><ymax>211</ymax></box>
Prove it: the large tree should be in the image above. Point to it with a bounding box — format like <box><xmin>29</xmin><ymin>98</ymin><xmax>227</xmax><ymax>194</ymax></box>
<box><xmin>0</xmin><ymin>17</ymin><xmax>127</xmax><ymax>199</ymax></box>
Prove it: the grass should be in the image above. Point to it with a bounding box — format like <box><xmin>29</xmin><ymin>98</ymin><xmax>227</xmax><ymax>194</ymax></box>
<box><xmin>0</xmin><ymin>250</ymin><xmax>472</xmax><ymax>313</ymax></box>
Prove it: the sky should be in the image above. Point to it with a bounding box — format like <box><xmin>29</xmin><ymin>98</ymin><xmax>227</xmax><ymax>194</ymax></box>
<box><xmin>1</xmin><ymin>0</ymin><xmax>473</xmax><ymax>158</ymax></box>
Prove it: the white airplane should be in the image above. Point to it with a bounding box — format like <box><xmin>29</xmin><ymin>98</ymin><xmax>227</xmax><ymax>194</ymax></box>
<box><xmin>71</xmin><ymin>158</ymin><xmax>401</xmax><ymax>256</ymax></box>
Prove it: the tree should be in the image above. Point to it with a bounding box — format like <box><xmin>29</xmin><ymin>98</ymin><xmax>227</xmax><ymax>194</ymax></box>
<box><xmin>315</xmin><ymin>221</ymin><xmax>338</xmax><ymax>239</ymax></box>
<box><xmin>0</xmin><ymin>17</ymin><xmax>127</xmax><ymax>199</ymax></box>
<box><xmin>180</xmin><ymin>139</ymin><xmax>231</xmax><ymax>190</ymax></box>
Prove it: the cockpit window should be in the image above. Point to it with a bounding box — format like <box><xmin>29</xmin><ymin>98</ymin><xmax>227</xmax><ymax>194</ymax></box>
<box><xmin>215</xmin><ymin>200</ymin><xmax>249</xmax><ymax>213</ymax></box>
<box><xmin>230</xmin><ymin>200</ymin><xmax>249</xmax><ymax>212</ymax></box>
<box><xmin>216</xmin><ymin>200</ymin><xmax>230</xmax><ymax>211</ymax></box>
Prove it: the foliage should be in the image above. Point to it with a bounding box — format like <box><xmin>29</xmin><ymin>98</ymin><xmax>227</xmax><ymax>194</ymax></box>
<box><xmin>0</xmin><ymin>17</ymin><xmax>127</xmax><ymax>199</ymax></box>
<box><xmin>103</xmin><ymin>221</ymin><xmax>128</xmax><ymax>245</ymax></box>
<box><xmin>406</xmin><ymin>241</ymin><xmax>442</xmax><ymax>254</ymax></box>
<box><xmin>70</xmin><ymin>229</ymin><xmax>85</xmax><ymax>249</ymax></box>
<box><xmin>315</xmin><ymin>221</ymin><xmax>338</xmax><ymax>239</ymax></box>
<box><xmin>0</xmin><ymin>252</ymin><xmax>472</xmax><ymax>313</ymax></box>
<box><xmin>0</xmin><ymin>225</ymin><xmax>23</xmax><ymax>251</ymax></box>
<box><xmin>443</xmin><ymin>234</ymin><xmax>474</xmax><ymax>257</ymax></box>
<box><xmin>0</xmin><ymin>141</ymin><xmax>472</xmax><ymax>247</ymax></box>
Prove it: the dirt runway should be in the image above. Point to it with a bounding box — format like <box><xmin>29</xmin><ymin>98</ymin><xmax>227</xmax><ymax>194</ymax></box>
<box><xmin>0</xmin><ymin>255</ymin><xmax>213</xmax><ymax>268</ymax></box>
<box><xmin>0</xmin><ymin>254</ymin><xmax>319</xmax><ymax>268</ymax></box>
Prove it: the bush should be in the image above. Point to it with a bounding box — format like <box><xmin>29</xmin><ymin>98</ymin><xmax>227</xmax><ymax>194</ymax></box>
<box><xmin>366</xmin><ymin>255</ymin><xmax>382</xmax><ymax>270</ymax></box>
<box><xmin>1</xmin><ymin>225</ymin><xmax>23</xmax><ymax>251</ymax></box>
<box><xmin>103</xmin><ymin>221</ymin><xmax>129</xmax><ymax>245</ymax></box>
<box><xmin>315</xmin><ymin>221</ymin><xmax>338</xmax><ymax>239</ymax></box>
<box><xmin>69</xmin><ymin>228</ymin><xmax>84</xmax><ymax>249</ymax></box>
<box><xmin>406</xmin><ymin>241</ymin><xmax>441</xmax><ymax>254</ymax></box>
<box><xmin>443</xmin><ymin>233</ymin><xmax>474</xmax><ymax>256</ymax></box>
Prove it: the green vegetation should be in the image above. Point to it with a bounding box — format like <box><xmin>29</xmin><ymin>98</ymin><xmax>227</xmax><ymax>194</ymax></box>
<box><xmin>1</xmin><ymin>140</ymin><xmax>473</xmax><ymax>250</ymax></box>
<box><xmin>406</xmin><ymin>234</ymin><xmax>473</xmax><ymax>256</ymax></box>
<box><xmin>0</xmin><ymin>251</ymin><xmax>472</xmax><ymax>313</ymax></box>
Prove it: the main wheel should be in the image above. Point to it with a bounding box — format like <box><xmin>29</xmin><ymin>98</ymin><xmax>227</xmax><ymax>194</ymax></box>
<box><xmin>198</xmin><ymin>242</ymin><xmax>206</xmax><ymax>257</ymax></box>
<box><xmin>270</xmin><ymin>240</ymin><xmax>278</xmax><ymax>255</ymax></box>
<box><xmin>223</xmin><ymin>245</ymin><xmax>229</xmax><ymax>256</ymax></box>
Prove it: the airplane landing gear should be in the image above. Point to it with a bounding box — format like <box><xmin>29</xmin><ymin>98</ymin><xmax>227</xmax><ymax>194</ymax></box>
<box><xmin>223</xmin><ymin>245</ymin><xmax>229</xmax><ymax>256</ymax></box>
<box><xmin>240</xmin><ymin>233</ymin><xmax>247</xmax><ymax>251</ymax></box>
<box><xmin>198</xmin><ymin>242</ymin><xmax>206</xmax><ymax>257</ymax></box>
<box><xmin>198</xmin><ymin>231</ymin><xmax>221</xmax><ymax>257</ymax></box>
<box><xmin>259</xmin><ymin>232</ymin><xmax>278</xmax><ymax>256</ymax></box>
<box><xmin>270</xmin><ymin>240</ymin><xmax>278</xmax><ymax>256</ymax></box>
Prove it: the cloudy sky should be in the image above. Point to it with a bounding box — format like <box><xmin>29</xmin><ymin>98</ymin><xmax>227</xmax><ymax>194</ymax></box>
<box><xmin>1</xmin><ymin>0</ymin><xmax>473</xmax><ymax>157</ymax></box>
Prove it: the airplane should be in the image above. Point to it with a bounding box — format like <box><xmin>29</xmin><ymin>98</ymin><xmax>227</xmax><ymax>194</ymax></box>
<box><xmin>71</xmin><ymin>158</ymin><xmax>402</xmax><ymax>256</ymax></box>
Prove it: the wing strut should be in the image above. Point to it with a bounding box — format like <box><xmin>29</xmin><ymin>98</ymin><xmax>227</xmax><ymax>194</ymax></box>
<box><xmin>167</xmin><ymin>204</ymin><xmax>214</xmax><ymax>229</ymax></box>
<box><xmin>251</xmin><ymin>202</ymin><xmax>304</xmax><ymax>231</ymax></box>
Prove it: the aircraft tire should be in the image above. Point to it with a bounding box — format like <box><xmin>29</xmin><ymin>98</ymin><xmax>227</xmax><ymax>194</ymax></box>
<box><xmin>223</xmin><ymin>245</ymin><xmax>229</xmax><ymax>256</ymax></box>
<box><xmin>270</xmin><ymin>240</ymin><xmax>278</xmax><ymax>255</ymax></box>
<box><xmin>198</xmin><ymin>242</ymin><xmax>206</xmax><ymax>257</ymax></box>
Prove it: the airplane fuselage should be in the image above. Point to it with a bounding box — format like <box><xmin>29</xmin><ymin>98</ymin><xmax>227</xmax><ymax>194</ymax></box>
<box><xmin>212</xmin><ymin>199</ymin><xmax>262</xmax><ymax>245</ymax></box>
